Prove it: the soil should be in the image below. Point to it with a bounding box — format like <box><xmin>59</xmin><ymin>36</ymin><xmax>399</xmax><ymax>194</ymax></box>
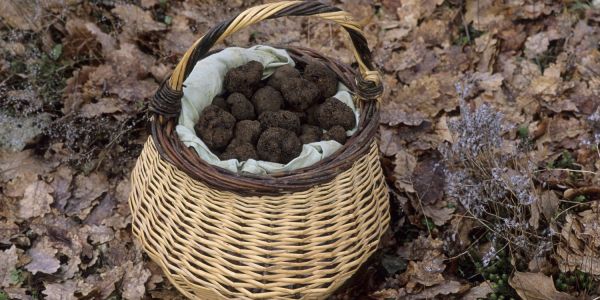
<box><xmin>196</xmin><ymin>60</ymin><xmax>353</xmax><ymax>162</ymax></box>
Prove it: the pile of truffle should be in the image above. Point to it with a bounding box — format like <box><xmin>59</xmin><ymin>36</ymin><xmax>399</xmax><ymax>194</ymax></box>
<box><xmin>194</xmin><ymin>60</ymin><xmax>356</xmax><ymax>164</ymax></box>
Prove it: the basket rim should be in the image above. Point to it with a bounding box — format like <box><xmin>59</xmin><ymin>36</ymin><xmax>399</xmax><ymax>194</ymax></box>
<box><xmin>150</xmin><ymin>46</ymin><xmax>380</xmax><ymax>196</ymax></box>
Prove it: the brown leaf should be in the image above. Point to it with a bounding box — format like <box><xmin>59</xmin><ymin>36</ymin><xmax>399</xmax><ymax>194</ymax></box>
<box><xmin>43</xmin><ymin>281</ymin><xmax>77</xmax><ymax>300</ymax></box>
<box><xmin>0</xmin><ymin>0</ymin><xmax>41</xmax><ymax>31</ymax></box>
<box><xmin>50</xmin><ymin>166</ymin><xmax>73</xmax><ymax>211</ymax></box>
<box><xmin>413</xmin><ymin>157</ymin><xmax>445</xmax><ymax>205</ymax></box>
<box><xmin>112</xmin><ymin>4</ymin><xmax>166</xmax><ymax>41</ymax></box>
<box><xmin>63</xmin><ymin>19</ymin><xmax>116</xmax><ymax>59</ymax></box>
<box><xmin>423</xmin><ymin>204</ymin><xmax>454</xmax><ymax>226</ymax></box>
<box><xmin>0</xmin><ymin>150</ymin><xmax>54</xmax><ymax>184</ymax></box>
<box><xmin>65</xmin><ymin>172</ymin><xmax>108</xmax><ymax>219</ymax></box>
<box><xmin>508</xmin><ymin>272</ymin><xmax>576</xmax><ymax>300</ymax></box>
<box><xmin>379</xmin><ymin>126</ymin><xmax>404</xmax><ymax>156</ymax></box>
<box><xmin>403</xmin><ymin>255</ymin><xmax>446</xmax><ymax>287</ymax></box>
<box><xmin>18</xmin><ymin>180</ymin><xmax>54</xmax><ymax>220</ymax></box>
<box><xmin>0</xmin><ymin>220</ymin><xmax>19</xmax><ymax>244</ymax></box>
<box><xmin>82</xmin><ymin>225</ymin><xmax>114</xmax><ymax>245</ymax></box>
<box><xmin>25</xmin><ymin>238</ymin><xmax>61</xmax><ymax>275</ymax></box>
<box><xmin>539</xmin><ymin>190</ymin><xmax>560</xmax><ymax>223</ymax></box>
<box><xmin>464</xmin><ymin>0</ymin><xmax>505</xmax><ymax>31</ymax></box>
<box><xmin>86</xmin><ymin>266</ymin><xmax>126</xmax><ymax>298</ymax></box>
<box><xmin>160</xmin><ymin>15</ymin><xmax>196</xmax><ymax>57</ymax></box>
<box><xmin>80</xmin><ymin>98</ymin><xmax>124</xmax><ymax>118</ymax></box>
<box><xmin>461</xmin><ymin>281</ymin><xmax>494</xmax><ymax>300</ymax></box>
<box><xmin>3</xmin><ymin>287</ymin><xmax>31</xmax><ymax>300</ymax></box>
<box><xmin>406</xmin><ymin>280</ymin><xmax>467</xmax><ymax>299</ymax></box>
<box><xmin>393</xmin><ymin>150</ymin><xmax>417</xmax><ymax>193</ymax></box>
<box><xmin>0</xmin><ymin>245</ymin><xmax>19</xmax><ymax>288</ymax></box>
<box><xmin>122</xmin><ymin>261</ymin><xmax>151</xmax><ymax>300</ymax></box>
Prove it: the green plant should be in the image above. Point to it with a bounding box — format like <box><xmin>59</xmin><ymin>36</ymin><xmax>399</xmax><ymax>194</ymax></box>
<box><xmin>9</xmin><ymin>268</ymin><xmax>25</xmax><ymax>285</ymax></box>
<box><xmin>555</xmin><ymin>270</ymin><xmax>596</xmax><ymax>293</ymax></box>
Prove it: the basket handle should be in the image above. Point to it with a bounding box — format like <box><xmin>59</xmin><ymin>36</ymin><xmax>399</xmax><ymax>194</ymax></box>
<box><xmin>151</xmin><ymin>0</ymin><xmax>383</xmax><ymax>118</ymax></box>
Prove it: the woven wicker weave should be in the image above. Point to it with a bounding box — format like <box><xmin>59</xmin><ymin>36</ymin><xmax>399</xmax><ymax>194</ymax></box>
<box><xmin>129</xmin><ymin>1</ymin><xmax>390</xmax><ymax>299</ymax></box>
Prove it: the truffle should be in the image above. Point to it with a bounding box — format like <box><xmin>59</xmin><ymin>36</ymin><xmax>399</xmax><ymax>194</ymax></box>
<box><xmin>281</xmin><ymin>77</ymin><xmax>319</xmax><ymax>110</ymax></box>
<box><xmin>299</xmin><ymin>124</ymin><xmax>322</xmax><ymax>144</ymax></box>
<box><xmin>258</xmin><ymin>110</ymin><xmax>301</xmax><ymax>134</ymax></box>
<box><xmin>303</xmin><ymin>62</ymin><xmax>339</xmax><ymax>98</ymax></box>
<box><xmin>322</xmin><ymin>125</ymin><xmax>347</xmax><ymax>144</ymax></box>
<box><xmin>317</xmin><ymin>97</ymin><xmax>356</xmax><ymax>130</ymax></box>
<box><xmin>305</xmin><ymin>103</ymin><xmax>320</xmax><ymax>126</ymax></box>
<box><xmin>267</xmin><ymin>64</ymin><xmax>301</xmax><ymax>91</ymax></box>
<box><xmin>223</xmin><ymin>60</ymin><xmax>263</xmax><ymax>98</ymax></box>
<box><xmin>194</xmin><ymin>105</ymin><xmax>236</xmax><ymax>150</ymax></box>
<box><xmin>251</xmin><ymin>86</ymin><xmax>283</xmax><ymax>115</ymax></box>
<box><xmin>257</xmin><ymin>127</ymin><xmax>302</xmax><ymax>164</ymax></box>
<box><xmin>226</xmin><ymin>93</ymin><xmax>256</xmax><ymax>120</ymax></box>
<box><xmin>234</xmin><ymin>120</ymin><xmax>262</xmax><ymax>144</ymax></box>
<box><xmin>211</xmin><ymin>96</ymin><xmax>228</xmax><ymax>111</ymax></box>
<box><xmin>220</xmin><ymin>139</ymin><xmax>258</xmax><ymax>161</ymax></box>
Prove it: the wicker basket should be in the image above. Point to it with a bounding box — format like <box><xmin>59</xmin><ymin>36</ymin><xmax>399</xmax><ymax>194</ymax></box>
<box><xmin>129</xmin><ymin>1</ymin><xmax>389</xmax><ymax>299</ymax></box>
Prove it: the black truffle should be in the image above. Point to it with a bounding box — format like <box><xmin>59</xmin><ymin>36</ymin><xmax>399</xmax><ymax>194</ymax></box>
<box><xmin>322</xmin><ymin>125</ymin><xmax>347</xmax><ymax>144</ymax></box>
<box><xmin>299</xmin><ymin>124</ymin><xmax>322</xmax><ymax>144</ymax></box>
<box><xmin>211</xmin><ymin>96</ymin><xmax>228</xmax><ymax>111</ymax></box>
<box><xmin>251</xmin><ymin>86</ymin><xmax>283</xmax><ymax>115</ymax></box>
<box><xmin>281</xmin><ymin>77</ymin><xmax>319</xmax><ymax>110</ymax></box>
<box><xmin>223</xmin><ymin>60</ymin><xmax>263</xmax><ymax>98</ymax></box>
<box><xmin>194</xmin><ymin>105</ymin><xmax>236</xmax><ymax>150</ymax></box>
<box><xmin>258</xmin><ymin>110</ymin><xmax>301</xmax><ymax>134</ymax></box>
<box><xmin>303</xmin><ymin>62</ymin><xmax>338</xmax><ymax>98</ymax></box>
<box><xmin>220</xmin><ymin>139</ymin><xmax>258</xmax><ymax>161</ymax></box>
<box><xmin>257</xmin><ymin>127</ymin><xmax>302</xmax><ymax>164</ymax></box>
<box><xmin>234</xmin><ymin>120</ymin><xmax>262</xmax><ymax>144</ymax></box>
<box><xmin>316</xmin><ymin>97</ymin><xmax>356</xmax><ymax>130</ymax></box>
<box><xmin>267</xmin><ymin>64</ymin><xmax>301</xmax><ymax>91</ymax></box>
<box><xmin>227</xmin><ymin>93</ymin><xmax>256</xmax><ymax>120</ymax></box>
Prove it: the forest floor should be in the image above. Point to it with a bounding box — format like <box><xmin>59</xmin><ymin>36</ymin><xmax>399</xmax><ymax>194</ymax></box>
<box><xmin>1</xmin><ymin>0</ymin><xmax>600</xmax><ymax>299</ymax></box>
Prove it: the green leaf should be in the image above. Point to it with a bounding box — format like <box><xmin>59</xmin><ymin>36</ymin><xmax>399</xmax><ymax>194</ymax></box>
<box><xmin>10</xmin><ymin>268</ymin><xmax>24</xmax><ymax>285</ymax></box>
<box><xmin>50</xmin><ymin>44</ymin><xmax>63</xmax><ymax>61</ymax></box>
<box><xmin>164</xmin><ymin>15</ymin><xmax>172</xmax><ymax>25</ymax></box>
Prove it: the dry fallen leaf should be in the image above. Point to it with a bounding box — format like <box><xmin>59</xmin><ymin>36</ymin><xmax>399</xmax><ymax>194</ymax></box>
<box><xmin>461</xmin><ymin>281</ymin><xmax>494</xmax><ymax>300</ymax></box>
<box><xmin>25</xmin><ymin>238</ymin><xmax>61</xmax><ymax>275</ymax></box>
<box><xmin>112</xmin><ymin>4</ymin><xmax>166</xmax><ymax>41</ymax></box>
<box><xmin>0</xmin><ymin>245</ymin><xmax>19</xmax><ymax>288</ymax></box>
<box><xmin>557</xmin><ymin>205</ymin><xmax>600</xmax><ymax>275</ymax></box>
<box><xmin>393</xmin><ymin>150</ymin><xmax>417</xmax><ymax>193</ymax></box>
<box><xmin>0</xmin><ymin>0</ymin><xmax>41</xmax><ymax>31</ymax></box>
<box><xmin>508</xmin><ymin>271</ymin><xmax>576</xmax><ymax>300</ymax></box>
<box><xmin>43</xmin><ymin>281</ymin><xmax>77</xmax><ymax>300</ymax></box>
<box><xmin>18</xmin><ymin>180</ymin><xmax>54</xmax><ymax>220</ymax></box>
<box><xmin>405</xmin><ymin>280</ymin><xmax>467</xmax><ymax>299</ymax></box>
<box><xmin>122</xmin><ymin>261</ymin><xmax>152</xmax><ymax>300</ymax></box>
<box><xmin>66</xmin><ymin>172</ymin><xmax>109</xmax><ymax>219</ymax></box>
